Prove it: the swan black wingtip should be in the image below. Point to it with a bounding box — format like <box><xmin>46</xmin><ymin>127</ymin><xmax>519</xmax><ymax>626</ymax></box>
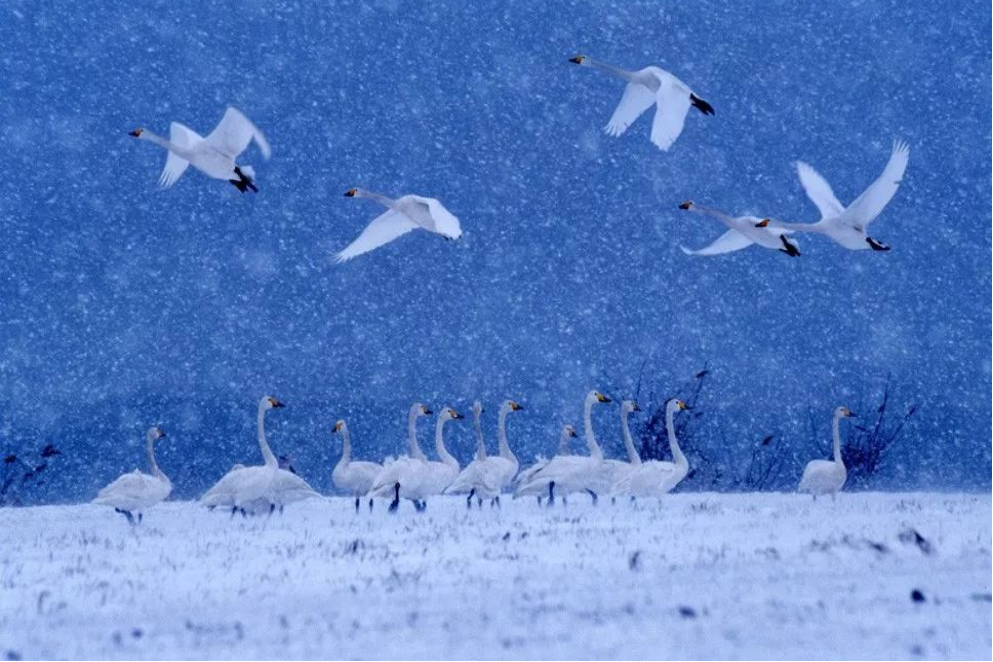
<box><xmin>690</xmin><ymin>94</ymin><xmax>715</xmax><ymax>116</ymax></box>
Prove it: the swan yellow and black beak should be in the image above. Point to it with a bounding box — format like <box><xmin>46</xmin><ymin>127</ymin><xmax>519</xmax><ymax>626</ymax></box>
<box><xmin>509</xmin><ymin>401</ymin><xmax>524</xmax><ymax>411</ymax></box>
<box><xmin>755</xmin><ymin>219</ymin><xmax>770</xmax><ymax>228</ymax></box>
<box><xmin>676</xmin><ymin>400</ymin><xmax>691</xmax><ymax>411</ymax></box>
<box><xmin>344</xmin><ymin>188</ymin><xmax>358</xmax><ymax>197</ymax></box>
<box><xmin>569</xmin><ymin>427</ymin><xmax>578</xmax><ymax>437</ymax></box>
<box><xmin>129</xmin><ymin>128</ymin><xmax>143</xmax><ymax>138</ymax></box>
<box><xmin>596</xmin><ymin>392</ymin><xmax>611</xmax><ymax>403</ymax></box>
<box><xmin>421</xmin><ymin>405</ymin><xmax>433</xmax><ymax>415</ymax></box>
<box><xmin>271</xmin><ymin>398</ymin><xmax>286</xmax><ymax>408</ymax></box>
<box><xmin>450</xmin><ymin>409</ymin><xmax>463</xmax><ymax>419</ymax></box>
<box><xmin>333</xmin><ymin>420</ymin><xmax>344</xmax><ymax>433</ymax></box>
<box><xmin>631</xmin><ymin>403</ymin><xmax>640</xmax><ymax>412</ymax></box>
<box><xmin>678</xmin><ymin>201</ymin><xmax>694</xmax><ymax>210</ymax></box>
<box><xmin>569</xmin><ymin>55</ymin><xmax>586</xmax><ymax>64</ymax></box>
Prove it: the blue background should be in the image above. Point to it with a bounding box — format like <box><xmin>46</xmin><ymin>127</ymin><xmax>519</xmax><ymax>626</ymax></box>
<box><xmin>1</xmin><ymin>0</ymin><xmax>990</xmax><ymax>502</ymax></box>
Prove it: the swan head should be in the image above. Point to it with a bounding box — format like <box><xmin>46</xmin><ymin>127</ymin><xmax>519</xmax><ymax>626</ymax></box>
<box><xmin>261</xmin><ymin>396</ymin><xmax>285</xmax><ymax>410</ymax></box>
<box><xmin>562</xmin><ymin>424</ymin><xmax>578</xmax><ymax>438</ymax></box>
<box><xmin>622</xmin><ymin>400</ymin><xmax>640</xmax><ymax>413</ymax></box>
<box><xmin>332</xmin><ymin>420</ymin><xmax>346</xmax><ymax>433</ymax></box>
<box><xmin>146</xmin><ymin>426</ymin><xmax>166</xmax><ymax>442</ymax></box>
<box><xmin>128</xmin><ymin>128</ymin><xmax>144</xmax><ymax>138</ymax></box>
<box><xmin>755</xmin><ymin>218</ymin><xmax>771</xmax><ymax>228</ymax></box>
<box><xmin>668</xmin><ymin>398</ymin><xmax>691</xmax><ymax>412</ymax></box>
<box><xmin>472</xmin><ymin>401</ymin><xmax>484</xmax><ymax>416</ymax></box>
<box><xmin>344</xmin><ymin>188</ymin><xmax>359</xmax><ymax>197</ymax></box>
<box><xmin>503</xmin><ymin>400</ymin><xmax>524</xmax><ymax>412</ymax></box>
<box><xmin>440</xmin><ymin>407</ymin><xmax>463</xmax><ymax>421</ymax></box>
<box><xmin>569</xmin><ymin>54</ymin><xmax>589</xmax><ymax>65</ymax></box>
<box><xmin>411</xmin><ymin>403</ymin><xmax>433</xmax><ymax>417</ymax></box>
<box><xmin>836</xmin><ymin>406</ymin><xmax>857</xmax><ymax>418</ymax></box>
<box><xmin>678</xmin><ymin>200</ymin><xmax>695</xmax><ymax>211</ymax></box>
<box><xmin>589</xmin><ymin>390</ymin><xmax>612</xmax><ymax>404</ymax></box>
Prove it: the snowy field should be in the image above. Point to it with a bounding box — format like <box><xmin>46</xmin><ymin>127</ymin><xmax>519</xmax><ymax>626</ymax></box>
<box><xmin>0</xmin><ymin>493</ymin><xmax>990</xmax><ymax>660</ymax></box>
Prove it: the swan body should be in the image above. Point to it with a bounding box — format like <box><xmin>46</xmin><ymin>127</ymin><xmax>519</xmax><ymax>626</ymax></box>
<box><xmin>679</xmin><ymin>201</ymin><xmax>801</xmax><ymax>257</ymax></box>
<box><xmin>336</xmin><ymin>188</ymin><xmax>462</xmax><ymax>262</ymax></box>
<box><xmin>201</xmin><ymin>396</ymin><xmax>319</xmax><ymax>514</ymax></box>
<box><xmin>129</xmin><ymin>107</ymin><xmax>270</xmax><ymax>193</ymax></box>
<box><xmin>799</xmin><ymin>406</ymin><xmax>855</xmax><ymax>495</ymax></box>
<box><xmin>331</xmin><ymin>419</ymin><xmax>382</xmax><ymax>510</ymax></box>
<box><xmin>597</xmin><ymin>400</ymin><xmax>643</xmax><ymax>493</ymax></box>
<box><xmin>767</xmin><ymin>141</ymin><xmax>910</xmax><ymax>251</ymax></box>
<box><xmin>614</xmin><ymin>399</ymin><xmax>691</xmax><ymax>497</ymax></box>
<box><xmin>93</xmin><ymin>427</ymin><xmax>170</xmax><ymax>523</ymax></box>
<box><xmin>569</xmin><ymin>54</ymin><xmax>714</xmax><ymax>151</ymax></box>
<box><xmin>516</xmin><ymin>391</ymin><xmax>612</xmax><ymax>502</ymax></box>
<box><xmin>514</xmin><ymin>424</ymin><xmax>578</xmax><ymax>489</ymax></box>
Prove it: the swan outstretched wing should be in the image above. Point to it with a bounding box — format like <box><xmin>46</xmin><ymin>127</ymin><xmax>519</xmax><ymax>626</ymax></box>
<box><xmin>680</xmin><ymin>229</ymin><xmax>754</xmax><ymax>256</ymax></box>
<box><xmin>605</xmin><ymin>82</ymin><xmax>656</xmax><ymax>137</ymax></box>
<box><xmin>204</xmin><ymin>107</ymin><xmax>272</xmax><ymax>161</ymax></box>
<box><xmin>650</xmin><ymin>75</ymin><xmax>692</xmax><ymax>151</ymax></box>
<box><xmin>158</xmin><ymin>122</ymin><xmax>201</xmax><ymax>188</ymax></box>
<box><xmin>335</xmin><ymin>210</ymin><xmax>419</xmax><ymax>262</ymax></box>
<box><xmin>795</xmin><ymin>161</ymin><xmax>844</xmax><ymax>220</ymax></box>
<box><xmin>409</xmin><ymin>196</ymin><xmax>462</xmax><ymax>239</ymax></box>
<box><xmin>839</xmin><ymin>140</ymin><xmax>910</xmax><ymax>230</ymax></box>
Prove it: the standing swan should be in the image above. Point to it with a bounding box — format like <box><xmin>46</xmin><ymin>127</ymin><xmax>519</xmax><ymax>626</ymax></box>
<box><xmin>129</xmin><ymin>107</ymin><xmax>271</xmax><ymax>193</ymax></box>
<box><xmin>597</xmin><ymin>400</ymin><xmax>643</xmax><ymax>496</ymax></box>
<box><xmin>445</xmin><ymin>402</ymin><xmax>502</xmax><ymax>508</ymax></box>
<box><xmin>513</xmin><ymin>424</ymin><xmax>578</xmax><ymax>501</ymax></box>
<box><xmin>799</xmin><ymin>406</ymin><xmax>856</xmax><ymax>496</ymax></box>
<box><xmin>762</xmin><ymin>141</ymin><xmax>910</xmax><ymax>251</ymax></box>
<box><xmin>336</xmin><ymin>188</ymin><xmax>463</xmax><ymax>262</ymax></box>
<box><xmin>568</xmin><ymin>54</ymin><xmax>714</xmax><ymax>151</ymax></box>
<box><xmin>367</xmin><ymin>403</ymin><xmax>432</xmax><ymax>510</ymax></box>
<box><xmin>614</xmin><ymin>399</ymin><xmax>691</xmax><ymax>497</ymax></box>
<box><xmin>679</xmin><ymin>201</ymin><xmax>801</xmax><ymax>257</ymax></box>
<box><xmin>516</xmin><ymin>391</ymin><xmax>611</xmax><ymax>505</ymax></box>
<box><xmin>331</xmin><ymin>419</ymin><xmax>382</xmax><ymax>513</ymax></box>
<box><xmin>92</xmin><ymin>426</ymin><xmax>170</xmax><ymax>525</ymax></box>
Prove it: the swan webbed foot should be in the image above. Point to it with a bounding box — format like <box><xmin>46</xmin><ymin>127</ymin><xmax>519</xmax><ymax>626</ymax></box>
<box><xmin>231</xmin><ymin>166</ymin><xmax>258</xmax><ymax>193</ymax></box>
<box><xmin>779</xmin><ymin>235</ymin><xmax>801</xmax><ymax>257</ymax></box>
<box><xmin>866</xmin><ymin>236</ymin><xmax>891</xmax><ymax>251</ymax></box>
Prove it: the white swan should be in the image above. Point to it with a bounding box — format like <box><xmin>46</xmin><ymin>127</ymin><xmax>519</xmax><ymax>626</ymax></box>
<box><xmin>799</xmin><ymin>406</ymin><xmax>855</xmax><ymax>496</ymax></box>
<box><xmin>569</xmin><ymin>54</ymin><xmax>714</xmax><ymax>151</ymax></box>
<box><xmin>335</xmin><ymin>188</ymin><xmax>462</xmax><ymax>262</ymax></box>
<box><xmin>679</xmin><ymin>201</ymin><xmax>801</xmax><ymax>257</ymax></box>
<box><xmin>331</xmin><ymin>419</ymin><xmax>382</xmax><ymax>513</ymax></box>
<box><xmin>614</xmin><ymin>399</ymin><xmax>691</xmax><ymax>497</ymax></box>
<box><xmin>446</xmin><ymin>400</ymin><xmax>522</xmax><ymax>507</ymax></box>
<box><xmin>516</xmin><ymin>391</ymin><xmax>611</xmax><ymax>504</ymax></box>
<box><xmin>92</xmin><ymin>426</ymin><xmax>170</xmax><ymax>524</ymax></box>
<box><xmin>129</xmin><ymin>107</ymin><xmax>271</xmax><ymax>193</ymax></box>
<box><xmin>367</xmin><ymin>403</ymin><xmax>433</xmax><ymax>510</ymax></box>
<box><xmin>597</xmin><ymin>400</ymin><xmax>643</xmax><ymax>495</ymax></box>
<box><xmin>513</xmin><ymin>424</ymin><xmax>578</xmax><ymax>496</ymax></box>
<box><xmin>201</xmin><ymin>396</ymin><xmax>318</xmax><ymax>515</ymax></box>
<box><xmin>762</xmin><ymin>141</ymin><xmax>910</xmax><ymax>251</ymax></box>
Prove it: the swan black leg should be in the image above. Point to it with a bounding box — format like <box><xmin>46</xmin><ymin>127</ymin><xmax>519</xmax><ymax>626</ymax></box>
<box><xmin>467</xmin><ymin>489</ymin><xmax>475</xmax><ymax>510</ymax></box>
<box><xmin>368</xmin><ymin>498</ymin><xmax>374</xmax><ymax>512</ymax></box>
<box><xmin>547</xmin><ymin>482</ymin><xmax>555</xmax><ymax>507</ymax></box>
<box><xmin>230</xmin><ymin>506</ymin><xmax>238</xmax><ymax>518</ymax></box>
<box><xmin>478</xmin><ymin>497</ymin><xmax>483</xmax><ymax>508</ymax></box>
<box><xmin>495</xmin><ymin>496</ymin><xmax>501</xmax><ymax>508</ymax></box>
<box><xmin>388</xmin><ymin>483</ymin><xmax>400</xmax><ymax>513</ymax></box>
<box><xmin>587</xmin><ymin>489</ymin><xmax>598</xmax><ymax>505</ymax></box>
<box><xmin>779</xmin><ymin>235</ymin><xmax>801</xmax><ymax>257</ymax></box>
<box><xmin>115</xmin><ymin>508</ymin><xmax>134</xmax><ymax>525</ymax></box>
<box><xmin>536</xmin><ymin>496</ymin><xmax>543</xmax><ymax>506</ymax></box>
<box><xmin>354</xmin><ymin>496</ymin><xmax>360</xmax><ymax>514</ymax></box>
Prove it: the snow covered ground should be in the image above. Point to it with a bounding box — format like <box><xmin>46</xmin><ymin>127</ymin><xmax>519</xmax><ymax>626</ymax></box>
<box><xmin>0</xmin><ymin>493</ymin><xmax>989</xmax><ymax>660</ymax></box>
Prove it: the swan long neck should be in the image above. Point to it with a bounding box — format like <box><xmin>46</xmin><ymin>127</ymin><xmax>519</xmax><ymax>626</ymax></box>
<box><xmin>142</xmin><ymin>131</ymin><xmax>192</xmax><ymax>160</ymax></box>
<box><xmin>473</xmin><ymin>410</ymin><xmax>487</xmax><ymax>461</ymax></box>
<box><xmin>583</xmin><ymin>394</ymin><xmax>604</xmax><ymax>460</ymax></box>
<box><xmin>435</xmin><ymin>418</ymin><xmax>458</xmax><ymax>467</ymax></box>
<box><xmin>688</xmin><ymin>204</ymin><xmax>734</xmax><ymax>228</ymax></box>
<box><xmin>621</xmin><ymin>408</ymin><xmax>642</xmax><ymax>465</ymax></box>
<box><xmin>832</xmin><ymin>412</ymin><xmax>844</xmax><ymax>466</ymax></box>
<box><xmin>340</xmin><ymin>422</ymin><xmax>352</xmax><ymax>463</ymax></box>
<box><xmin>587</xmin><ymin>58</ymin><xmax>636</xmax><ymax>82</ymax></box>
<box><xmin>497</xmin><ymin>406</ymin><xmax>517</xmax><ymax>462</ymax></box>
<box><xmin>145</xmin><ymin>432</ymin><xmax>162</xmax><ymax>478</ymax></box>
<box><xmin>357</xmin><ymin>189</ymin><xmax>397</xmax><ymax>209</ymax></box>
<box><xmin>407</xmin><ymin>406</ymin><xmax>427</xmax><ymax>461</ymax></box>
<box><xmin>257</xmin><ymin>402</ymin><xmax>278</xmax><ymax>467</ymax></box>
<box><xmin>666</xmin><ymin>403</ymin><xmax>687</xmax><ymax>468</ymax></box>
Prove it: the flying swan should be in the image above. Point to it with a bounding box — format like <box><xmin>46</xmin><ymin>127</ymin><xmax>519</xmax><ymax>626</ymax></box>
<box><xmin>335</xmin><ymin>188</ymin><xmax>462</xmax><ymax>262</ymax></box>
<box><xmin>92</xmin><ymin>426</ymin><xmax>171</xmax><ymax>524</ymax></box>
<box><xmin>679</xmin><ymin>201</ymin><xmax>801</xmax><ymax>257</ymax></box>
<box><xmin>129</xmin><ymin>107</ymin><xmax>271</xmax><ymax>193</ymax></box>
<box><xmin>569</xmin><ymin>54</ymin><xmax>714</xmax><ymax>151</ymax></box>
<box><xmin>762</xmin><ymin>141</ymin><xmax>910</xmax><ymax>251</ymax></box>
